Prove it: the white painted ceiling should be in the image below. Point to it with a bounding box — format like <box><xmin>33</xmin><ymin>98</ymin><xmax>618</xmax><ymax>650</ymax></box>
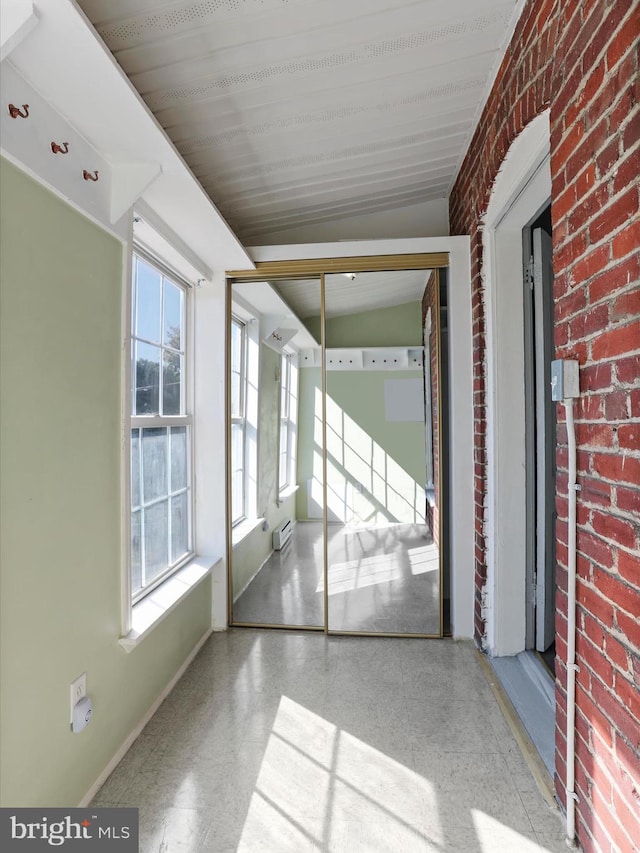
<box><xmin>273</xmin><ymin>269</ymin><xmax>432</xmax><ymax>318</ymax></box>
<box><xmin>77</xmin><ymin>0</ymin><xmax>521</xmax><ymax>244</ymax></box>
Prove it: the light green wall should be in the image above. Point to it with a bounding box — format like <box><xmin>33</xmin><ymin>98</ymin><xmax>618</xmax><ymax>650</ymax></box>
<box><xmin>326</xmin><ymin>369</ymin><xmax>426</xmax><ymax>489</ymax></box>
<box><xmin>232</xmin><ymin>492</ymin><xmax>296</xmax><ymax>599</ymax></box>
<box><xmin>297</xmin><ymin>302</ymin><xmax>426</xmax><ymax>522</ymax></box>
<box><xmin>305</xmin><ymin>299</ymin><xmax>422</xmax><ymax>348</ymax></box>
<box><xmin>0</xmin><ymin>157</ymin><xmax>212</xmax><ymax>807</ymax></box>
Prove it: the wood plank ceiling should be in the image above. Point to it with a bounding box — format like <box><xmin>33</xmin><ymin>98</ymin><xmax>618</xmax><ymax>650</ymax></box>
<box><xmin>77</xmin><ymin>0</ymin><xmax>521</xmax><ymax>244</ymax></box>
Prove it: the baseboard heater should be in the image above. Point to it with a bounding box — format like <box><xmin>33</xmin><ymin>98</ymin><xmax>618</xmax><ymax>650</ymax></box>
<box><xmin>273</xmin><ymin>519</ymin><xmax>293</xmax><ymax>550</ymax></box>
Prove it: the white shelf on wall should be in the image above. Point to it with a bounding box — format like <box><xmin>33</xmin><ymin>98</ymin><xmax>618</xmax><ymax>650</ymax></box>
<box><xmin>300</xmin><ymin>348</ymin><xmax>321</xmax><ymax>367</ymax></box>
<box><xmin>326</xmin><ymin>349</ymin><xmax>364</xmax><ymax>370</ymax></box>
<box><xmin>299</xmin><ymin>347</ymin><xmax>424</xmax><ymax>369</ymax></box>
<box><xmin>326</xmin><ymin>347</ymin><xmax>424</xmax><ymax>371</ymax></box>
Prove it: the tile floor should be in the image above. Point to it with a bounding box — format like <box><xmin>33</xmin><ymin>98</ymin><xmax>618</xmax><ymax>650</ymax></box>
<box><xmin>233</xmin><ymin>522</ymin><xmax>440</xmax><ymax>635</ymax></box>
<box><xmin>93</xmin><ymin>629</ymin><xmax>567</xmax><ymax>852</ymax></box>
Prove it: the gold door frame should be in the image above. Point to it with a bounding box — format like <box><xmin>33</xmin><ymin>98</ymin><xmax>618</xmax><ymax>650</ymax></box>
<box><xmin>226</xmin><ymin>252</ymin><xmax>449</xmax><ymax>637</ymax></box>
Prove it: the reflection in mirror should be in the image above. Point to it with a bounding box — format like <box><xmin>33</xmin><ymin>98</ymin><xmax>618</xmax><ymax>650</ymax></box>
<box><xmin>323</xmin><ymin>270</ymin><xmax>442</xmax><ymax>635</ymax></box>
<box><xmin>229</xmin><ymin>278</ymin><xmax>324</xmax><ymax>628</ymax></box>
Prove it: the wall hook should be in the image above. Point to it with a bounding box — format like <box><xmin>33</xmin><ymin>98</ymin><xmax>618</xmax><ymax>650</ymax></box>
<box><xmin>8</xmin><ymin>104</ymin><xmax>29</xmax><ymax>119</ymax></box>
<box><xmin>82</xmin><ymin>170</ymin><xmax>99</xmax><ymax>182</ymax></box>
<box><xmin>51</xmin><ymin>141</ymin><xmax>69</xmax><ymax>154</ymax></box>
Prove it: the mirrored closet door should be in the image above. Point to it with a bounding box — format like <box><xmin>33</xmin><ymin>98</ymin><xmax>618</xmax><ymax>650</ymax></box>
<box><xmin>227</xmin><ymin>276</ymin><xmax>325</xmax><ymax>629</ymax></box>
<box><xmin>226</xmin><ymin>256</ymin><xmax>446</xmax><ymax>637</ymax></box>
<box><xmin>324</xmin><ymin>270</ymin><xmax>440</xmax><ymax>635</ymax></box>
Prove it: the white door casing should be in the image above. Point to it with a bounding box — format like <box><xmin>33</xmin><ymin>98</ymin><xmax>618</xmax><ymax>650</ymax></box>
<box><xmin>482</xmin><ymin>110</ymin><xmax>552</xmax><ymax>656</ymax></box>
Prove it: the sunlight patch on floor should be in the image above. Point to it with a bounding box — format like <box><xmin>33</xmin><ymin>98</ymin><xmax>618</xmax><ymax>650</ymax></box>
<box><xmin>407</xmin><ymin>543</ymin><xmax>439</xmax><ymax>575</ymax></box>
<box><xmin>239</xmin><ymin>696</ymin><xmax>439</xmax><ymax>851</ymax></box>
<box><xmin>316</xmin><ymin>552</ymin><xmax>407</xmax><ymax>595</ymax></box>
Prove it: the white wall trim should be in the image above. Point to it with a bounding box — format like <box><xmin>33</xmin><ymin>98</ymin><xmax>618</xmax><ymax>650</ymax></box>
<box><xmin>483</xmin><ymin>110</ymin><xmax>551</xmax><ymax>656</ymax></box>
<box><xmin>5</xmin><ymin>0</ymin><xmax>253</xmax><ymax>272</ymax></box>
<box><xmin>77</xmin><ymin>626</ymin><xmax>213</xmax><ymax>807</ymax></box>
<box><xmin>0</xmin><ymin>0</ymin><xmax>38</xmax><ymax>63</ymax></box>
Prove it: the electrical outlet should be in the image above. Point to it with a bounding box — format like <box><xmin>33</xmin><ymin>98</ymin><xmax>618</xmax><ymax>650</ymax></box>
<box><xmin>70</xmin><ymin>673</ymin><xmax>87</xmax><ymax>725</ymax></box>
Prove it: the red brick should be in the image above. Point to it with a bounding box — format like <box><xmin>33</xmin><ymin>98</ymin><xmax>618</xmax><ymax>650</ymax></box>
<box><xmin>609</xmin><ymin>79</ymin><xmax>637</xmax><ymax>136</ymax></box>
<box><xmin>589</xmin><ymin>677</ymin><xmax>640</xmax><ymax>755</ymax></box>
<box><xmin>557</xmin><ymin>286</ymin><xmax>587</xmax><ymax>321</ymax></box>
<box><xmin>590</xmin><ymin>319</ymin><xmax>640</xmax><ymax>361</ymax></box>
<box><xmin>604</xmin><ymin>633</ymin><xmax>630</xmax><ymax>673</ymax></box>
<box><xmin>617</xmin><ymin>424</ymin><xmax>640</xmax><ymax>452</ymax></box>
<box><xmin>593</xmin><ymin>564</ymin><xmax>640</xmax><ymax>615</ymax></box>
<box><xmin>580</xmin><ymin>394</ymin><xmax>605</xmax><ymax>420</ymax></box>
<box><xmin>611</xmin><ymin>790</ymin><xmax>640</xmax><ymax>853</ymax></box>
<box><xmin>553</xmin><ymin>183</ymin><xmax>577</xmax><ymax>225</ymax></box>
<box><xmin>588</xmin><ymin>254</ymin><xmax>640</xmax><ymax>304</ymax></box>
<box><xmin>592</xmin><ymin>450</ymin><xmax>640</xmax><ymax>486</ymax></box>
<box><xmin>604</xmin><ymin>390</ymin><xmax>630</xmax><ymax>420</ymax></box>
<box><xmin>565</xmin><ymin>114</ymin><xmax>608</xmax><ymax>180</ymax></box>
<box><xmin>596</xmin><ymin>138</ymin><xmax>620</xmax><ymax>178</ymax></box>
<box><xmin>589</xmin><ymin>187</ymin><xmax>639</xmax><ymax>244</ymax></box>
<box><xmin>555</xmin><ymin>227</ymin><xmax>586</xmax><ymax>268</ymax></box>
<box><xmin>591</xmin><ymin>783</ymin><xmax>638</xmax><ymax>853</ymax></box>
<box><xmin>616</xmin><ymin>608</ymin><xmax>640</xmax><ymax>651</ymax></box>
<box><xmin>614</xmin><ymin>672</ymin><xmax>640</xmax><ymax>725</ymax></box>
<box><xmin>606</xmin><ymin>7</ymin><xmax>640</xmax><ymax>70</ymax></box>
<box><xmin>582</xmin><ymin>611</ymin><xmax>606</xmax><ymax>648</ymax></box>
<box><xmin>570</xmin><ymin>303</ymin><xmax>609</xmax><ymax>342</ymax></box>
<box><xmin>615</xmin><ymin>354</ymin><xmax>640</xmax><ymax>384</ymax></box>
<box><xmin>615</xmin><ymin>738</ymin><xmax>640</xmax><ymax>789</ymax></box>
<box><xmin>611</xmin><ymin>288</ymin><xmax>640</xmax><ymax>322</ymax></box>
<box><xmin>616</xmin><ymin>546</ymin><xmax>640</xmax><ymax>587</ymax></box>
<box><xmin>577</xmin><ymin>421</ymin><xmax>615</xmax><ymax>447</ymax></box>
<box><xmin>568</xmin><ymin>184</ymin><xmax>610</xmax><ymax>237</ymax></box>
<box><xmin>622</xmin><ymin>109</ymin><xmax>640</xmax><ymax>153</ymax></box>
<box><xmin>611</xmin><ymin>219</ymin><xmax>640</xmax><ymax>259</ymax></box>
<box><xmin>591</xmin><ymin>510</ymin><xmax>638</xmax><ymax>551</ymax></box>
<box><xmin>576</xmin><ymin>683</ymin><xmax>615</xmax><ymax>754</ymax></box>
<box><xmin>581</xmin><ymin>476</ymin><xmax>612</xmax><ymax>507</ymax></box>
<box><xmin>555</xmin><ymin>120</ymin><xmax>586</xmax><ymax>176</ymax></box>
<box><xmin>576</xmin><ymin>161</ymin><xmax>597</xmax><ymax>199</ymax></box>
<box><xmin>577</xmin><ymin>631</ymin><xmax>614</xmax><ymax>687</ymax></box>
<box><xmin>613</xmin><ymin>152</ymin><xmax>640</xmax><ymax>196</ymax></box>
<box><xmin>581</xmin><ymin>362</ymin><xmax>612</xmax><ymax>392</ymax></box>
<box><xmin>577</xmin><ymin>578</ymin><xmax>615</xmax><ymax>624</ymax></box>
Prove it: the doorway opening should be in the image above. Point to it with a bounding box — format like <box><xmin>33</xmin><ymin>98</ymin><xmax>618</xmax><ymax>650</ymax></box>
<box><xmin>523</xmin><ymin>204</ymin><xmax>556</xmax><ymax>677</ymax></box>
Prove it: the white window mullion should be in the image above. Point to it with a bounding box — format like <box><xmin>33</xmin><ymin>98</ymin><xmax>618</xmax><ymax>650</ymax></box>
<box><xmin>167</xmin><ymin>425</ymin><xmax>172</xmax><ymax>566</ymax></box>
<box><xmin>138</xmin><ymin>427</ymin><xmax>146</xmax><ymax>591</ymax></box>
<box><xmin>159</xmin><ymin>278</ymin><xmax>165</xmax><ymax>417</ymax></box>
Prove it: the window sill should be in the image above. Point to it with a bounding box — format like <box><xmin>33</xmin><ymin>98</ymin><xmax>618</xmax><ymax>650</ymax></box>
<box><xmin>232</xmin><ymin>517</ymin><xmax>265</xmax><ymax>547</ymax></box>
<box><xmin>277</xmin><ymin>484</ymin><xmax>299</xmax><ymax>505</ymax></box>
<box><xmin>119</xmin><ymin>554</ymin><xmax>221</xmax><ymax>652</ymax></box>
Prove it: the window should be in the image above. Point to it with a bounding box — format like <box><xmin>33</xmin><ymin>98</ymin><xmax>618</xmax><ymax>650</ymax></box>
<box><xmin>130</xmin><ymin>254</ymin><xmax>192</xmax><ymax>601</ymax></box>
<box><xmin>230</xmin><ymin>317</ymin><xmax>246</xmax><ymax>525</ymax></box>
<box><xmin>279</xmin><ymin>352</ymin><xmax>292</xmax><ymax>491</ymax></box>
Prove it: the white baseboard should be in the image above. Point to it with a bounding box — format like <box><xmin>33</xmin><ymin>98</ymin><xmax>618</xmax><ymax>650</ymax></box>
<box><xmin>77</xmin><ymin>626</ymin><xmax>213</xmax><ymax>807</ymax></box>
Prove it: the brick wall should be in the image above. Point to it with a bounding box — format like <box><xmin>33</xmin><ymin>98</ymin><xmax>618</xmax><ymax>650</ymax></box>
<box><xmin>449</xmin><ymin>1</ymin><xmax>639</xmax><ymax>851</ymax></box>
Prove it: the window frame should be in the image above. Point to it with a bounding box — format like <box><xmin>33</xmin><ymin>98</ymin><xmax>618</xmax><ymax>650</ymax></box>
<box><xmin>129</xmin><ymin>250</ymin><xmax>195</xmax><ymax>604</ymax></box>
<box><xmin>230</xmin><ymin>315</ymin><xmax>248</xmax><ymax>526</ymax></box>
<box><xmin>278</xmin><ymin>350</ymin><xmax>292</xmax><ymax>493</ymax></box>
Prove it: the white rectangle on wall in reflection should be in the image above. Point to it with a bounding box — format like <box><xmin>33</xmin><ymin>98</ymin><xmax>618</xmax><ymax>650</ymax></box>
<box><xmin>384</xmin><ymin>378</ymin><xmax>424</xmax><ymax>422</ymax></box>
